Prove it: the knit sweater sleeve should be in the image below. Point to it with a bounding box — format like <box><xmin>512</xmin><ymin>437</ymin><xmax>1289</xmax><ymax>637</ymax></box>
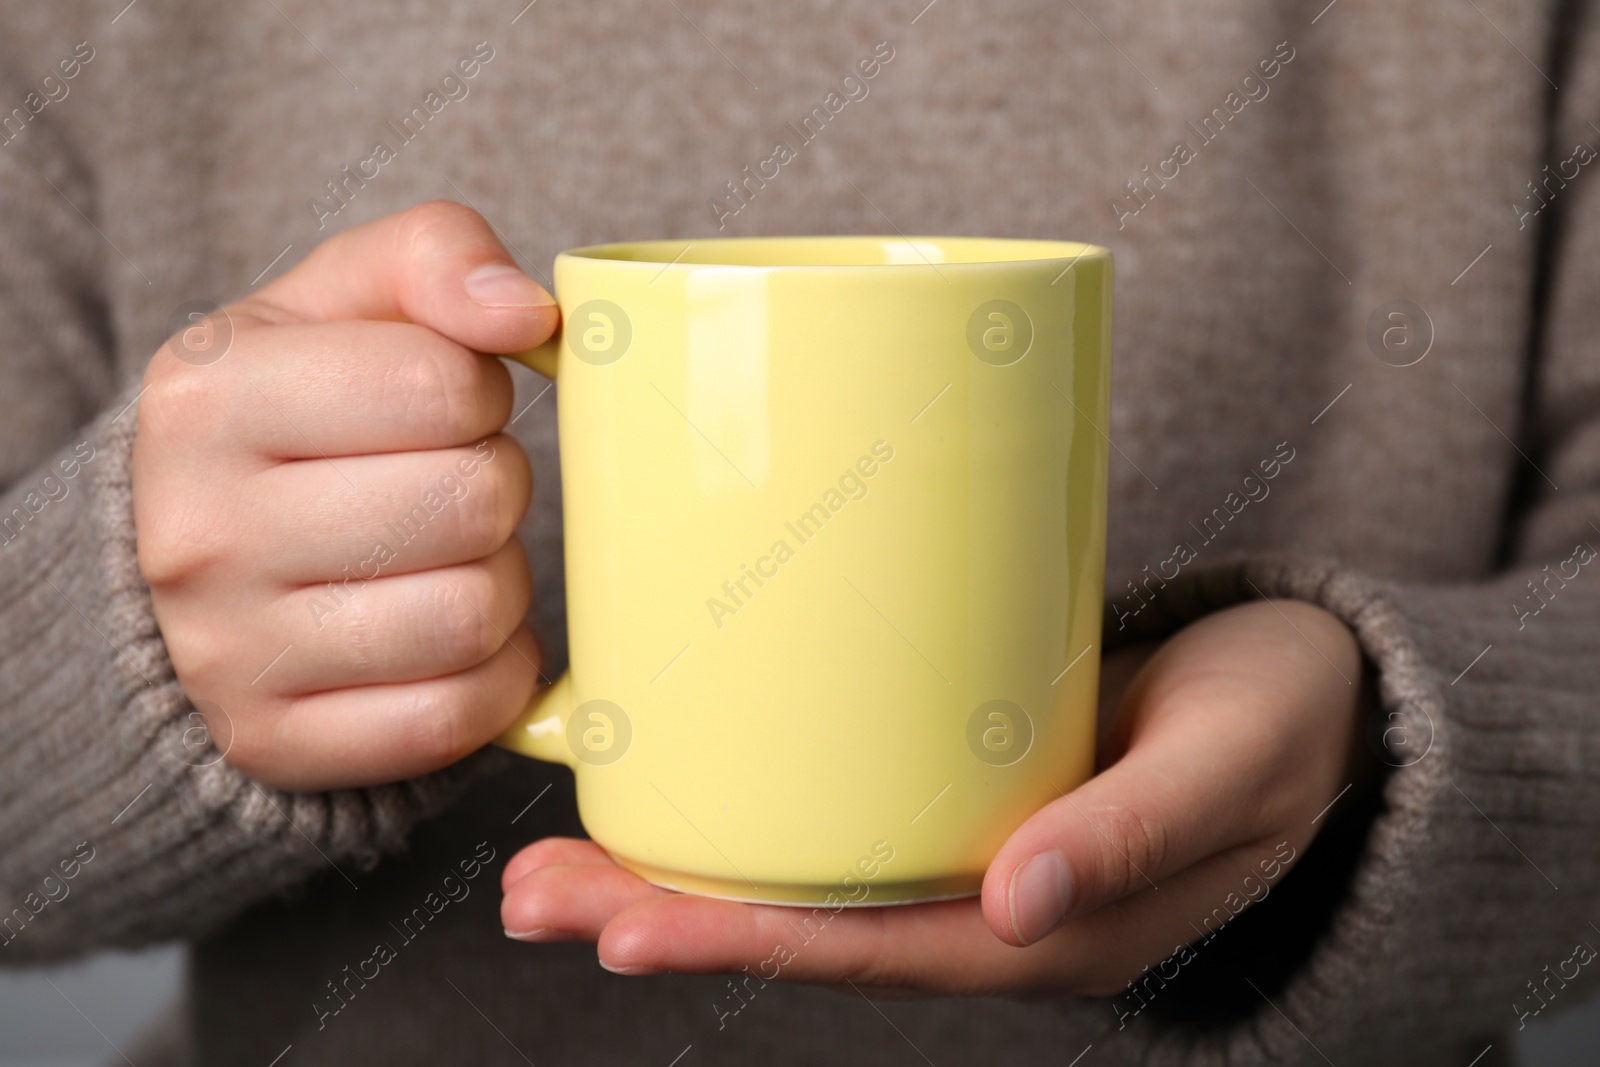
<box><xmin>1079</xmin><ymin>35</ymin><xmax>1600</xmax><ymax>1067</ymax></box>
<box><xmin>1082</xmin><ymin>554</ymin><xmax>1592</xmax><ymax>1061</ymax></box>
<box><xmin>0</xmin><ymin>61</ymin><xmax>488</xmax><ymax>965</ymax></box>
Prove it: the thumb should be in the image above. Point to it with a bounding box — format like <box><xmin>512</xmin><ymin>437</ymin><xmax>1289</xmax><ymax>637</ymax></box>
<box><xmin>242</xmin><ymin>200</ymin><xmax>557</xmax><ymax>354</ymax></box>
<box><xmin>979</xmin><ymin>707</ymin><xmax>1265</xmax><ymax>947</ymax></box>
<box><xmin>982</xmin><ymin>600</ymin><xmax>1361</xmax><ymax>947</ymax></box>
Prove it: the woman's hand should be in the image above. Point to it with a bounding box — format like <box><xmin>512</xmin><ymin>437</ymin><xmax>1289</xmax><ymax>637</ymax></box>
<box><xmin>135</xmin><ymin>202</ymin><xmax>556</xmax><ymax>792</ymax></box>
<box><xmin>500</xmin><ymin>599</ymin><xmax>1370</xmax><ymax>997</ymax></box>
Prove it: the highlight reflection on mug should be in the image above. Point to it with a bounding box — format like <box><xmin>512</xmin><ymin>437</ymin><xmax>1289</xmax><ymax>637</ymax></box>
<box><xmin>567</xmin><ymin>699</ymin><xmax>633</xmax><ymax>765</ymax></box>
<box><xmin>966</xmin><ymin>699</ymin><xmax>1034</xmax><ymax>766</ymax></box>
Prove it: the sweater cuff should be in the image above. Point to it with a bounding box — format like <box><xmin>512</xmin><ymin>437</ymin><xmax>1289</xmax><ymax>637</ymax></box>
<box><xmin>0</xmin><ymin>381</ymin><xmax>494</xmax><ymax>961</ymax></box>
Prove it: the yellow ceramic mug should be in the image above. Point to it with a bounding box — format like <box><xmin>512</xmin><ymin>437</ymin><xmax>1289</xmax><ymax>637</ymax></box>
<box><xmin>496</xmin><ymin>236</ymin><xmax>1111</xmax><ymax>906</ymax></box>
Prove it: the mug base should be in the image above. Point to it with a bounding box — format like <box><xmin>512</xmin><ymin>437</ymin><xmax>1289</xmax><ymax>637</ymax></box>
<box><xmin>612</xmin><ymin>855</ymin><xmax>982</xmax><ymax>907</ymax></box>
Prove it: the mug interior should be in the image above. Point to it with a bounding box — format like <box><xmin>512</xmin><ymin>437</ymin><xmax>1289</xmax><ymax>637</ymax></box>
<box><xmin>562</xmin><ymin>235</ymin><xmax>1106</xmax><ymax>269</ymax></box>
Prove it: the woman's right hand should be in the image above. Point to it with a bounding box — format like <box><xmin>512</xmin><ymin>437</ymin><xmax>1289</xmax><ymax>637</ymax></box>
<box><xmin>134</xmin><ymin>202</ymin><xmax>556</xmax><ymax>791</ymax></box>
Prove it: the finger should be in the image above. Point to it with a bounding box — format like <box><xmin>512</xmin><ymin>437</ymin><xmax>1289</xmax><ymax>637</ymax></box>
<box><xmin>983</xmin><ymin>602</ymin><xmax>1358</xmax><ymax>946</ymax></box>
<box><xmin>594</xmin><ymin>895</ymin><xmax>1065</xmax><ymax>993</ymax></box>
<box><xmin>982</xmin><ymin>705</ymin><xmax>1278</xmax><ymax>946</ymax></box>
<box><xmin>501</xmin><ymin>864</ymin><xmax>667</xmax><ymax>943</ymax></box>
<box><xmin>589</xmin><ymin>837</ymin><xmax>1301</xmax><ymax>997</ymax></box>
<box><xmin>501</xmin><ymin>838</ymin><xmax>618</xmax><ymax>892</ymax></box>
<box><xmin>224</xmin><ymin>627</ymin><xmax>542</xmax><ymax>791</ymax></box>
<box><xmin>139</xmin><ymin>323</ymin><xmax>514</xmax><ymax>472</ymax></box>
<box><xmin>225</xmin><ymin>322</ymin><xmax>516</xmax><ymax>459</ymax></box>
<box><xmin>243</xmin><ymin>200</ymin><xmax>557</xmax><ymax>355</ymax></box>
<box><xmin>260</xmin><ymin>539</ymin><xmax>531</xmax><ymax>693</ymax></box>
<box><xmin>247</xmin><ymin>437</ymin><xmax>528</xmax><ymax>582</ymax></box>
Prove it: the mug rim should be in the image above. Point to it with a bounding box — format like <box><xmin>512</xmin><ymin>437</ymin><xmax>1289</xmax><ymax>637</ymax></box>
<box><xmin>556</xmin><ymin>234</ymin><xmax>1110</xmax><ymax>271</ymax></box>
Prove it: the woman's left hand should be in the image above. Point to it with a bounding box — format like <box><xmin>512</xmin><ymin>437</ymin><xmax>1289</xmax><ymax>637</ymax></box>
<box><xmin>500</xmin><ymin>599</ymin><xmax>1370</xmax><ymax>998</ymax></box>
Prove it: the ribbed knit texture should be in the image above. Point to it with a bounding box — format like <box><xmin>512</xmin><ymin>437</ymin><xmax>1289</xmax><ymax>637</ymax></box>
<box><xmin>0</xmin><ymin>381</ymin><xmax>489</xmax><ymax>957</ymax></box>
<box><xmin>0</xmin><ymin>1</ymin><xmax>1596</xmax><ymax>1064</ymax></box>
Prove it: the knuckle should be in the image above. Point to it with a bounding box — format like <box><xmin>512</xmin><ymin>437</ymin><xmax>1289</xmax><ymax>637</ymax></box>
<box><xmin>395</xmin><ymin>200</ymin><xmax>487</xmax><ymax>259</ymax></box>
<box><xmin>1093</xmin><ymin>804</ymin><xmax>1168</xmax><ymax>898</ymax></box>
<box><xmin>162</xmin><ymin>634</ymin><xmax>228</xmax><ymax>699</ymax></box>
<box><xmin>136</xmin><ymin>498</ymin><xmax>228</xmax><ymax>587</ymax></box>
<box><xmin>335</xmin><ymin>591</ymin><xmax>385</xmax><ymax>676</ymax></box>
<box><xmin>455</xmin><ymin>457</ymin><xmax>517</xmax><ymax>552</ymax></box>
<box><xmin>396</xmin><ymin>683</ymin><xmax>473</xmax><ymax>767</ymax></box>
<box><xmin>135</xmin><ymin>375</ymin><xmax>251</xmax><ymax>590</ymax></box>
<box><xmin>170</xmin><ymin>630</ymin><xmax>236</xmax><ymax>689</ymax></box>
<box><xmin>135</xmin><ymin>523</ymin><xmax>187</xmax><ymax>590</ymax></box>
<box><xmin>385</xmin><ymin>343</ymin><xmax>484</xmax><ymax>444</ymax></box>
<box><xmin>428</xmin><ymin>574</ymin><xmax>499</xmax><ymax>668</ymax></box>
<box><xmin>138</xmin><ymin>361</ymin><xmax>231</xmax><ymax>449</ymax></box>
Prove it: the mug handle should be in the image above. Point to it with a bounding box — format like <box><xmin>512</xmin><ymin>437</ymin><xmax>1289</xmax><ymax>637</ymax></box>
<box><xmin>510</xmin><ymin>328</ymin><xmax>561</xmax><ymax>381</ymax></box>
<box><xmin>494</xmin><ymin>671</ymin><xmax>576</xmax><ymax>765</ymax></box>
<box><xmin>490</xmin><ymin>326</ymin><xmax>573</xmax><ymax>765</ymax></box>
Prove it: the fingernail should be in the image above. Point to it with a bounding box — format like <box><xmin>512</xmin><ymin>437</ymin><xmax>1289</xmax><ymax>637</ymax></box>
<box><xmin>1009</xmin><ymin>849</ymin><xmax>1073</xmax><ymax>946</ymax></box>
<box><xmin>599</xmin><ymin>958</ymin><xmax>657</xmax><ymax>976</ymax></box>
<box><xmin>465</xmin><ymin>263</ymin><xmax>556</xmax><ymax>308</ymax></box>
<box><xmin>504</xmin><ymin>927</ymin><xmax>574</xmax><ymax>943</ymax></box>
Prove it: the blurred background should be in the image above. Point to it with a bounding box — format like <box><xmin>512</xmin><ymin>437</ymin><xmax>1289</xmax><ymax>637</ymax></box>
<box><xmin>1</xmin><ymin>947</ymin><xmax>1596</xmax><ymax>1065</ymax></box>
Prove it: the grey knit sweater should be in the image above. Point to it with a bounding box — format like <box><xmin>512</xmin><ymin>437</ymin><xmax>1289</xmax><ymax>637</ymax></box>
<box><xmin>1</xmin><ymin>1</ymin><xmax>1596</xmax><ymax>1064</ymax></box>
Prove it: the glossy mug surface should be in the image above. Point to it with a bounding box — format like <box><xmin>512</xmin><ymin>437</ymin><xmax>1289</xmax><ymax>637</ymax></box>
<box><xmin>497</xmin><ymin>236</ymin><xmax>1112</xmax><ymax>906</ymax></box>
